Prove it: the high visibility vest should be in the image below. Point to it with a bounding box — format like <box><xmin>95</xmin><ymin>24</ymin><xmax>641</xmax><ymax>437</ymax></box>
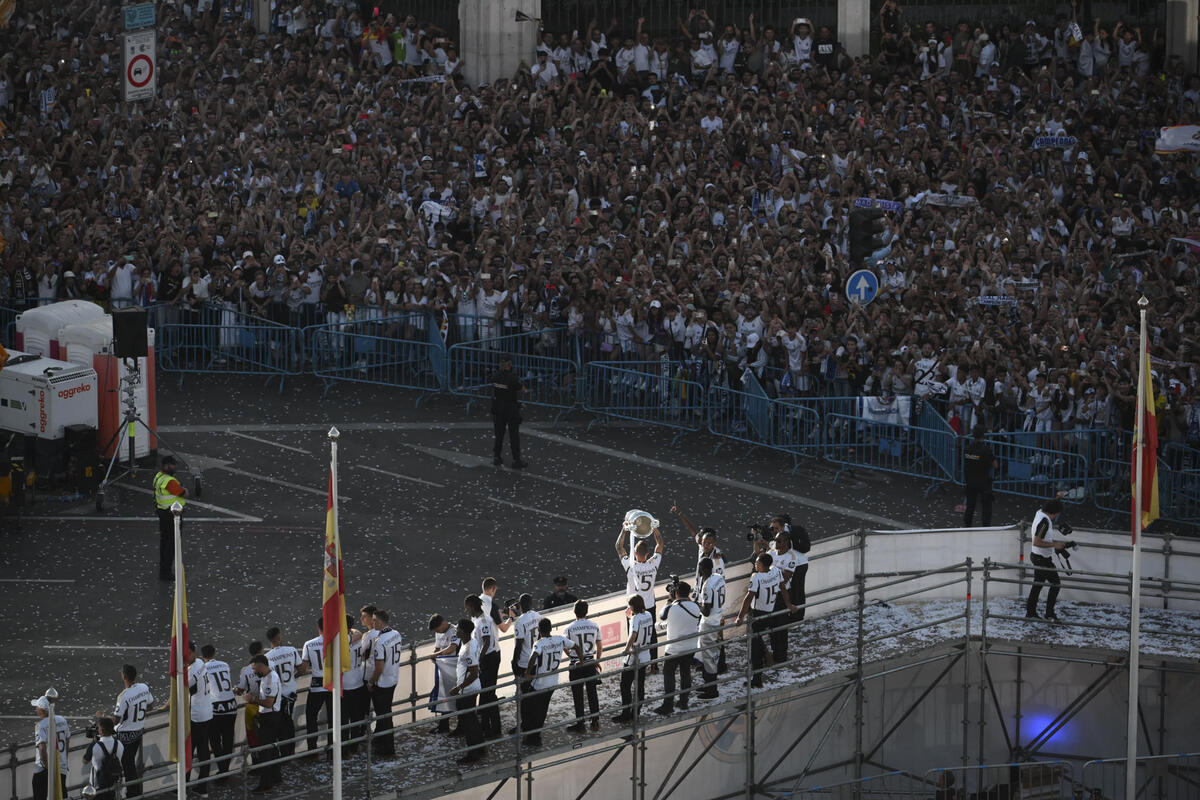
<box><xmin>154</xmin><ymin>471</ymin><xmax>185</xmax><ymax>511</ymax></box>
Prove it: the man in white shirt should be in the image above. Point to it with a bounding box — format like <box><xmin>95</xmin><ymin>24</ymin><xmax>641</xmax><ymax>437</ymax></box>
<box><xmin>108</xmin><ymin>257</ymin><xmax>137</xmax><ymax>308</ymax></box>
<box><xmin>612</xmin><ymin>594</ymin><xmax>654</xmax><ymax>724</ymax></box>
<box><xmin>522</xmin><ymin>618</ymin><xmax>582</xmax><ymax>746</ymax></box>
<box><xmin>563</xmin><ymin>600</ymin><xmax>603</xmax><ymax>733</ymax></box>
<box><xmin>654</xmin><ymin>581</ymin><xmax>702</xmax><ymax>714</ymax></box>
<box><xmin>509</xmin><ymin>594</ymin><xmax>542</xmax><ymax>694</ymax></box>
<box><xmin>32</xmin><ymin>695</ymin><xmax>69</xmax><ymax>800</ymax></box>
<box><xmin>448</xmin><ymin>618</ymin><xmax>484</xmax><ymax>764</ymax></box>
<box><xmin>429</xmin><ymin>614</ymin><xmax>459</xmax><ymax>733</ymax></box>
<box><xmin>340</xmin><ymin>619</ymin><xmax>368</xmax><ymax>748</ymax></box>
<box><xmin>187</xmin><ymin>643</ymin><xmax>215</xmax><ymax>794</ymax></box>
<box><xmin>735</xmin><ymin>553</ymin><xmax>798</xmax><ymax>688</ymax></box>
<box><xmin>615</xmin><ymin>525</ymin><xmax>664</xmax><ymax>668</ymax></box>
<box><xmin>465</xmin><ymin>594</ymin><xmax>501</xmax><ymax>738</ymax></box>
<box><xmin>755</xmin><ymin>528</ymin><xmax>800</xmax><ymax>664</ymax></box>
<box><xmin>266</xmin><ymin>627</ymin><xmax>306</xmax><ymax>757</ymax></box>
<box><xmin>695</xmin><ymin>557</ymin><xmax>726</xmax><ymax>698</ymax></box>
<box><xmin>246</xmin><ymin>655</ymin><xmax>282</xmax><ymax>791</ymax></box>
<box><xmin>302</xmin><ymin>619</ymin><xmax>331</xmax><ymax>754</ymax></box>
<box><xmin>368</xmin><ymin>610</ymin><xmax>403</xmax><ymax>757</ymax></box>
<box><xmin>474</xmin><ymin>273</ymin><xmax>506</xmax><ymax>341</ymax></box>
<box><xmin>200</xmin><ymin>646</ymin><xmax>236</xmax><ymax>777</ymax></box>
<box><xmin>1026</xmin><ymin>498</ymin><xmax>1071</xmax><ymax>621</ymax></box>
<box><xmin>113</xmin><ymin>664</ymin><xmax>153</xmax><ymax>796</ymax></box>
<box><xmin>83</xmin><ymin>716</ymin><xmax>124</xmax><ymax>800</ymax></box>
<box><xmin>236</xmin><ymin>640</ymin><xmax>265</xmax><ymax>764</ymax></box>
<box><xmin>531</xmin><ymin>51</ymin><xmax>559</xmax><ymax>88</ymax></box>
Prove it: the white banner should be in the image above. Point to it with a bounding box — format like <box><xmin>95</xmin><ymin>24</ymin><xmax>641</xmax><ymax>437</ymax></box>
<box><xmin>1154</xmin><ymin>125</ymin><xmax>1200</xmax><ymax>154</ymax></box>
<box><xmin>123</xmin><ymin>28</ymin><xmax>156</xmax><ymax>101</ymax></box>
<box><xmin>857</xmin><ymin>395</ymin><xmax>913</xmax><ymax>426</ymax></box>
<box><xmin>921</xmin><ymin>193</ymin><xmax>979</xmax><ymax>209</ymax></box>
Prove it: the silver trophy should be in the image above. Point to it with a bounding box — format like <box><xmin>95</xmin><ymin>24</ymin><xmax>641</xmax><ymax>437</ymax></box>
<box><xmin>623</xmin><ymin>509</ymin><xmax>659</xmax><ymax>539</ymax></box>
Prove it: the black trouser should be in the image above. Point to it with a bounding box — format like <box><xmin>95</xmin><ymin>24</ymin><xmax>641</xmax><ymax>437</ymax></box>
<box><xmin>618</xmin><ymin>663</ymin><xmax>646</xmax><ymax>718</ymax></box>
<box><xmin>158</xmin><ymin>508</ymin><xmax>174</xmax><ymax>578</ymax></box>
<box><xmin>455</xmin><ymin>693</ymin><xmax>485</xmax><ymax>761</ymax></box>
<box><xmin>370</xmin><ymin>684</ymin><xmax>396</xmax><ymax>755</ymax></box>
<box><xmin>278</xmin><ymin>694</ymin><xmax>297</xmax><ymax>756</ymax></box>
<box><xmin>345</xmin><ymin>685</ymin><xmax>370</xmax><ymax>744</ymax></box>
<box><xmin>210</xmin><ymin>714</ymin><xmax>236</xmax><ymax>773</ymax></box>
<box><xmin>661</xmin><ymin>653</ymin><xmax>692</xmax><ymax>710</ymax></box>
<box><xmin>1026</xmin><ymin>553</ymin><xmax>1060</xmax><ymax>616</ymax></box>
<box><xmin>964</xmin><ymin>486</ymin><xmax>994</xmax><ymax>527</ymax></box>
<box><xmin>118</xmin><ymin>731</ymin><xmax>143</xmax><ymax>795</ymax></box>
<box><xmin>790</xmin><ymin>564</ymin><xmax>808</xmax><ymax>622</ymax></box>
<box><xmin>190</xmin><ymin>718</ymin><xmax>212</xmax><ymax>791</ymax></box>
<box><xmin>523</xmin><ymin>687</ymin><xmax>553</xmax><ymax>743</ymax></box>
<box><xmin>749</xmin><ymin>610</ymin><xmax>772</xmax><ymax>681</ymax></box>
<box><xmin>32</xmin><ymin>771</ymin><xmax>66</xmax><ymax>800</ymax></box>
<box><xmin>769</xmin><ymin>594</ymin><xmax>790</xmax><ymax>663</ymax></box>
<box><xmin>492</xmin><ymin>412</ymin><xmax>521</xmax><ymax>461</ymax></box>
<box><xmin>254</xmin><ymin>712</ymin><xmax>282</xmax><ymax>787</ymax></box>
<box><xmin>305</xmin><ymin>690</ymin><xmax>332</xmax><ymax>751</ymax></box>
<box><xmin>478</xmin><ymin>650</ymin><xmax>502</xmax><ymax>736</ymax></box>
<box><xmin>569</xmin><ymin>664</ymin><xmax>600</xmax><ymax>722</ymax></box>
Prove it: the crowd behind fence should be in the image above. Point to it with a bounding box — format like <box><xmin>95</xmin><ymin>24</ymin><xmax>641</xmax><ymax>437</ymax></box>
<box><xmin>2</xmin><ymin>305</ymin><xmax>1197</xmax><ymax>528</ymax></box>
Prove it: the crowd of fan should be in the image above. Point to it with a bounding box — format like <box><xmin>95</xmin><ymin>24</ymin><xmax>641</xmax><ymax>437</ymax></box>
<box><xmin>1</xmin><ymin>0</ymin><xmax>1199</xmax><ymax>445</ymax></box>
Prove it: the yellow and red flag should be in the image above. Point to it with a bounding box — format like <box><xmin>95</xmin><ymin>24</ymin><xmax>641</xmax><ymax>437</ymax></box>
<box><xmin>168</xmin><ymin>564</ymin><xmax>192</xmax><ymax>770</ymax></box>
<box><xmin>1131</xmin><ymin>340</ymin><xmax>1160</xmax><ymax>539</ymax></box>
<box><xmin>322</xmin><ymin>471</ymin><xmax>351</xmax><ymax>690</ymax></box>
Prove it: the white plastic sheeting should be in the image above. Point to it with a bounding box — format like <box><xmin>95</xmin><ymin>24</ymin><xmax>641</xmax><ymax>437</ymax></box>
<box><xmin>458</xmin><ymin>0</ymin><xmax>541</xmax><ymax>87</ymax></box>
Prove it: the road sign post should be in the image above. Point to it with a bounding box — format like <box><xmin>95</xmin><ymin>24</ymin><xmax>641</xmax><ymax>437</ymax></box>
<box><xmin>845</xmin><ymin>269</ymin><xmax>880</xmax><ymax>306</ymax></box>
<box><xmin>122</xmin><ymin>28</ymin><xmax>156</xmax><ymax>101</ymax></box>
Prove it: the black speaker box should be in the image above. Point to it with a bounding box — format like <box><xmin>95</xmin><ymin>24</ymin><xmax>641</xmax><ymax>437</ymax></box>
<box><xmin>113</xmin><ymin>309</ymin><xmax>148</xmax><ymax>359</ymax></box>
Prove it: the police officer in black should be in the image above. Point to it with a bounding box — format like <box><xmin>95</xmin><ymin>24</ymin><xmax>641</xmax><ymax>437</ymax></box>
<box><xmin>963</xmin><ymin>425</ymin><xmax>997</xmax><ymax>527</ymax></box>
<box><xmin>491</xmin><ymin>355</ymin><xmax>527</xmax><ymax>468</ymax></box>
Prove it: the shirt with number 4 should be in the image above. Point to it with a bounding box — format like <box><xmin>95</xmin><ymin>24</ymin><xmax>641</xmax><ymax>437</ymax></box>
<box><xmin>748</xmin><ymin>566</ymin><xmax>784</xmax><ymax>612</ymax></box>
<box><xmin>528</xmin><ymin>635</ymin><xmax>574</xmax><ymax>690</ymax></box>
<box><xmin>621</xmin><ymin>552</ymin><xmax>662</xmax><ymax>610</ymax></box>
<box><xmin>372</xmin><ymin>628</ymin><xmax>404</xmax><ymax>688</ymax></box>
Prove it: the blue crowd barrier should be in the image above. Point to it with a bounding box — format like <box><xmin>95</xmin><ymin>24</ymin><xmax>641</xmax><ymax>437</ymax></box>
<box><xmin>983</xmin><ymin>433</ymin><xmax>1090</xmax><ymax>504</ymax></box>
<box><xmin>1159</xmin><ymin>455</ymin><xmax>1200</xmax><ymax>526</ymax></box>
<box><xmin>706</xmin><ymin>376</ymin><xmax>821</xmax><ymax>467</ymax></box>
<box><xmin>0</xmin><ymin>305</ymin><xmax>16</xmax><ymax>349</ymax></box>
<box><xmin>823</xmin><ymin>412</ymin><xmax>960</xmax><ymax>493</ymax></box>
<box><xmin>447</xmin><ymin>337</ymin><xmax>578</xmax><ymax>418</ymax></box>
<box><xmin>583</xmin><ymin>361</ymin><xmax>704</xmax><ymax>443</ymax></box>
<box><xmin>156</xmin><ymin>309</ymin><xmax>303</xmax><ymax>392</ymax></box>
<box><xmin>915</xmin><ymin>402</ymin><xmax>960</xmax><ymax>486</ymax></box>
<box><xmin>304</xmin><ymin>314</ymin><xmax>443</xmax><ymax>401</ymax></box>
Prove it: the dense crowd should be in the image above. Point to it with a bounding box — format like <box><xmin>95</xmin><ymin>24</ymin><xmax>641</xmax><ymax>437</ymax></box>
<box><xmin>1</xmin><ymin>0</ymin><xmax>1199</xmax><ymax>446</ymax></box>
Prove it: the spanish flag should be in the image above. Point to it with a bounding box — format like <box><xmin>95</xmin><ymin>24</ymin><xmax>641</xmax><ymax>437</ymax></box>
<box><xmin>322</xmin><ymin>471</ymin><xmax>351</xmax><ymax>690</ymax></box>
<box><xmin>168</xmin><ymin>564</ymin><xmax>192</xmax><ymax>770</ymax></box>
<box><xmin>1132</xmin><ymin>340</ymin><xmax>1160</xmax><ymax>539</ymax></box>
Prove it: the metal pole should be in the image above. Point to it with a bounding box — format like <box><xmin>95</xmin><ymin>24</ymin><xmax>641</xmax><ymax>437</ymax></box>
<box><xmin>962</xmin><ymin>559</ymin><xmax>972</xmax><ymax>769</ymax></box>
<box><xmin>854</xmin><ymin>531</ymin><xmax>866</xmax><ymax>781</ymax></box>
<box><xmin>173</xmin><ymin>502</ymin><xmax>187</xmax><ymax>800</ymax></box>
<box><xmin>1127</xmin><ymin>297</ymin><xmax>1148</xmax><ymax>799</ymax></box>
<box><xmin>329</xmin><ymin>427</ymin><xmax>344</xmax><ymax>800</ymax></box>
<box><xmin>745</xmin><ymin>619</ymin><xmax>754</xmax><ymax>800</ymax></box>
<box><xmin>978</xmin><ymin>559</ymin><xmax>990</xmax><ymax>768</ymax></box>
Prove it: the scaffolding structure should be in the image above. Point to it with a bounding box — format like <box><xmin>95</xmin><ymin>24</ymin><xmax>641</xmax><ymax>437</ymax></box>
<box><xmin>5</xmin><ymin>525</ymin><xmax>1199</xmax><ymax>800</ymax></box>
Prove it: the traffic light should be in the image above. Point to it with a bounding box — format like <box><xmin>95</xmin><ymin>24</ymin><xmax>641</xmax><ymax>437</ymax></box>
<box><xmin>848</xmin><ymin>207</ymin><xmax>888</xmax><ymax>264</ymax></box>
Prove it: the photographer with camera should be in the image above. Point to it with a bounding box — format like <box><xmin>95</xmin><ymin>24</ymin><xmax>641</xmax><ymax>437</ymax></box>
<box><xmin>654</xmin><ymin>578</ymin><xmax>701</xmax><ymax>715</ymax></box>
<box><xmin>695</xmin><ymin>557</ymin><xmax>725</xmax><ymax>699</ymax></box>
<box><xmin>1025</xmin><ymin>497</ymin><xmax>1076</xmax><ymax>622</ymax></box>
<box><xmin>83</xmin><ymin>716</ymin><xmax>124</xmax><ymax>800</ymax></box>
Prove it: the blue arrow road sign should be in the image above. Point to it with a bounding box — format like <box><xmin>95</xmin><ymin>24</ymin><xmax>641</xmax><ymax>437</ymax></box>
<box><xmin>845</xmin><ymin>269</ymin><xmax>879</xmax><ymax>306</ymax></box>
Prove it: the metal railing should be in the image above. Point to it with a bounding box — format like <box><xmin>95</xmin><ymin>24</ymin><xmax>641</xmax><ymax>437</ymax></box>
<box><xmin>1081</xmin><ymin>752</ymin><xmax>1200</xmax><ymax>800</ymax></box>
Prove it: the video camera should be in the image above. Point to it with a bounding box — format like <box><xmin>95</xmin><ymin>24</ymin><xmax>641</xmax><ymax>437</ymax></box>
<box><xmin>665</xmin><ymin>574</ymin><xmax>682</xmax><ymax>596</ymax></box>
<box><xmin>1058</xmin><ymin>522</ymin><xmax>1079</xmax><ymax>550</ymax></box>
<box><xmin>85</xmin><ymin>722</ymin><xmax>100</xmax><ymax>740</ymax></box>
<box><xmin>745</xmin><ymin>522</ymin><xmax>767</xmax><ymax>542</ymax></box>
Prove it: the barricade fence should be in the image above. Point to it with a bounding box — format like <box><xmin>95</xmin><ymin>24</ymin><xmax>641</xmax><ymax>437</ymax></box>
<box><xmin>1081</xmin><ymin>752</ymin><xmax>1200</xmax><ymax>800</ymax></box>
<box><xmin>3</xmin><ymin>304</ymin><xmax>1193</xmax><ymax>526</ymax></box>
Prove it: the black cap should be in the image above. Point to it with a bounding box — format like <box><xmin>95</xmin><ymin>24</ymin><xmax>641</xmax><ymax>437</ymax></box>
<box><xmin>553</xmin><ymin>575</ymin><xmax>568</xmax><ymax>586</ymax></box>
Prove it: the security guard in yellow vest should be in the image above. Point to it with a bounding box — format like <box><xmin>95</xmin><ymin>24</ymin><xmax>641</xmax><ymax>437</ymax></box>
<box><xmin>154</xmin><ymin>455</ymin><xmax>187</xmax><ymax>580</ymax></box>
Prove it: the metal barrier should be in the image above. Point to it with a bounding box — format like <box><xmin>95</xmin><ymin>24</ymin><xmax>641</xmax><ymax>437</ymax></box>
<box><xmin>790</xmin><ymin>770</ymin><xmax>931</xmax><ymax>800</ymax></box>
<box><xmin>1159</xmin><ymin>452</ymin><xmax>1200</xmax><ymax>526</ymax></box>
<box><xmin>583</xmin><ymin>361</ymin><xmax>704</xmax><ymax>443</ymax></box>
<box><xmin>447</xmin><ymin>336</ymin><xmax>578</xmax><ymax>418</ymax></box>
<box><xmin>0</xmin><ymin>305</ymin><xmax>16</xmax><ymax>348</ymax></box>
<box><xmin>824</xmin><ymin>413</ymin><xmax>959</xmax><ymax>493</ymax></box>
<box><xmin>922</xmin><ymin>760</ymin><xmax>1074</xmax><ymax>800</ymax></box>
<box><xmin>984</xmin><ymin>432</ymin><xmax>1090</xmax><ymax>504</ymax></box>
<box><xmin>1081</xmin><ymin>752</ymin><xmax>1200</xmax><ymax>800</ymax></box>
<box><xmin>706</xmin><ymin>376</ymin><xmax>821</xmax><ymax>468</ymax></box>
<box><xmin>155</xmin><ymin>308</ymin><xmax>303</xmax><ymax>392</ymax></box>
<box><xmin>916</xmin><ymin>402</ymin><xmax>961</xmax><ymax>488</ymax></box>
<box><xmin>304</xmin><ymin>314</ymin><xmax>444</xmax><ymax>401</ymax></box>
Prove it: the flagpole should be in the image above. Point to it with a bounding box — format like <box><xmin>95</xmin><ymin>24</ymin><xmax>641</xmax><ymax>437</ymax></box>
<box><xmin>173</xmin><ymin>502</ymin><xmax>187</xmax><ymax>800</ymax></box>
<box><xmin>329</xmin><ymin>426</ymin><xmax>343</xmax><ymax>800</ymax></box>
<box><xmin>1126</xmin><ymin>297</ymin><xmax>1148</xmax><ymax>798</ymax></box>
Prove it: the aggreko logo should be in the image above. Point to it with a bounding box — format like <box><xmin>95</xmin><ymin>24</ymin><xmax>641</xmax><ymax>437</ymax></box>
<box><xmin>58</xmin><ymin>384</ymin><xmax>92</xmax><ymax>399</ymax></box>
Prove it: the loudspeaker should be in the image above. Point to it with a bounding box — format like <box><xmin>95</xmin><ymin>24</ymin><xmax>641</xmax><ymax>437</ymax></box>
<box><xmin>113</xmin><ymin>309</ymin><xmax>148</xmax><ymax>359</ymax></box>
<box><xmin>65</xmin><ymin>424</ymin><xmax>101</xmax><ymax>491</ymax></box>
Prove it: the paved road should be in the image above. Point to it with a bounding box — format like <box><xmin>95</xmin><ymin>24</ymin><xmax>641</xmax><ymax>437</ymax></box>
<box><xmin>0</xmin><ymin>374</ymin><xmax>1147</xmax><ymax>747</ymax></box>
